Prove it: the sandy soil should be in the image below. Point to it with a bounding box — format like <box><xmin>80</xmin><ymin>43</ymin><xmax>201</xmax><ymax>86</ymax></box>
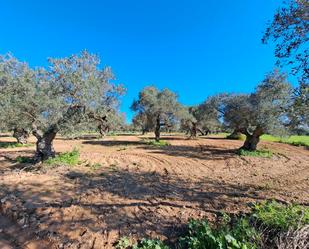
<box><xmin>0</xmin><ymin>134</ymin><xmax>308</xmax><ymax>248</ymax></box>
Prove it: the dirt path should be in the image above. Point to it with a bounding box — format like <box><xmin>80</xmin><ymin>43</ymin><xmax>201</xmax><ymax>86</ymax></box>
<box><xmin>0</xmin><ymin>134</ymin><xmax>308</xmax><ymax>248</ymax></box>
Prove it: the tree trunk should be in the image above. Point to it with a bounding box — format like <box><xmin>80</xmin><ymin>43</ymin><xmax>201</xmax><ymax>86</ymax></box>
<box><xmin>190</xmin><ymin>123</ymin><xmax>197</xmax><ymax>138</ymax></box>
<box><xmin>240</xmin><ymin>127</ymin><xmax>263</xmax><ymax>151</ymax></box>
<box><xmin>33</xmin><ymin>130</ymin><xmax>57</xmax><ymax>162</ymax></box>
<box><xmin>227</xmin><ymin>129</ymin><xmax>242</xmax><ymax>139</ymax></box>
<box><xmin>155</xmin><ymin>116</ymin><xmax>161</xmax><ymax>142</ymax></box>
<box><xmin>13</xmin><ymin>128</ymin><xmax>29</xmax><ymax>144</ymax></box>
<box><xmin>98</xmin><ymin>124</ymin><xmax>109</xmax><ymax>137</ymax></box>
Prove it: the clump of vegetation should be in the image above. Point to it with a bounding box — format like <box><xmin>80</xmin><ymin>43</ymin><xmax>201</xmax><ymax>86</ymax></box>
<box><xmin>116</xmin><ymin>201</ymin><xmax>309</xmax><ymax>249</ymax></box>
<box><xmin>0</xmin><ymin>142</ymin><xmax>33</xmax><ymax>149</ymax></box>
<box><xmin>253</xmin><ymin>201</ymin><xmax>309</xmax><ymax>231</ymax></box>
<box><xmin>179</xmin><ymin>218</ymin><xmax>261</xmax><ymax>249</ymax></box>
<box><xmin>44</xmin><ymin>148</ymin><xmax>80</xmax><ymax>166</ymax></box>
<box><xmin>116</xmin><ymin>238</ymin><xmax>169</xmax><ymax>249</ymax></box>
<box><xmin>145</xmin><ymin>139</ymin><xmax>170</xmax><ymax>147</ymax></box>
<box><xmin>237</xmin><ymin>149</ymin><xmax>273</xmax><ymax>158</ymax></box>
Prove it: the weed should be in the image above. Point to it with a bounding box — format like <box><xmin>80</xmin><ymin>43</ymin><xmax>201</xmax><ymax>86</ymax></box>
<box><xmin>179</xmin><ymin>218</ymin><xmax>260</xmax><ymax>249</ymax></box>
<box><xmin>44</xmin><ymin>148</ymin><xmax>80</xmax><ymax>166</ymax></box>
<box><xmin>133</xmin><ymin>239</ymin><xmax>169</xmax><ymax>249</ymax></box>
<box><xmin>115</xmin><ymin>238</ymin><xmax>169</xmax><ymax>249</ymax></box>
<box><xmin>115</xmin><ymin>236</ymin><xmax>132</xmax><ymax>249</ymax></box>
<box><xmin>237</xmin><ymin>149</ymin><xmax>273</xmax><ymax>158</ymax></box>
<box><xmin>253</xmin><ymin>201</ymin><xmax>309</xmax><ymax>231</ymax></box>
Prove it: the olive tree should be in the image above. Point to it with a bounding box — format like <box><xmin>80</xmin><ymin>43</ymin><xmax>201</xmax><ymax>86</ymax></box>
<box><xmin>180</xmin><ymin>98</ymin><xmax>221</xmax><ymax>138</ymax></box>
<box><xmin>131</xmin><ymin>86</ymin><xmax>181</xmax><ymax>141</ymax></box>
<box><xmin>263</xmin><ymin>0</ymin><xmax>308</xmax><ymax>132</ymax></box>
<box><xmin>263</xmin><ymin>0</ymin><xmax>308</xmax><ymax>80</ymax></box>
<box><xmin>0</xmin><ymin>51</ymin><xmax>124</xmax><ymax>162</ymax></box>
<box><xmin>132</xmin><ymin>112</ymin><xmax>154</xmax><ymax>134</ymax></box>
<box><xmin>221</xmin><ymin>70</ymin><xmax>292</xmax><ymax>151</ymax></box>
<box><xmin>0</xmin><ymin>54</ymin><xmax>36</xmax><ymax>144</ymax></box>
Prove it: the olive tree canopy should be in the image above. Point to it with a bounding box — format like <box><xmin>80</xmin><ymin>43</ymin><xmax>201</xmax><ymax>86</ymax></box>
<box><xmin>220</xmin><ymin>70</ymin><xmax>292</xmax><ymax>150</ymax></box>
<box><xmin>0</xmin><ymin>51</ymin><xmax>124</xmax><ymax>162</ymax></box>
<box><xmin>0</xmin><ymin>54</ymin><xmax>38</xmax><ymax>143</ymax></box>
<box><xmin>263</xmin><ymin>0</ymin><xmax>308</xmax><ymax>132</ymax></box>
<box><xmin>131</xmin><ymin>86</ymin><xmax>181</xmax><ymax>141</ymax></box>
<box><xmin>263</xmin><ymin>0</ymin><xmax>308</xmax><ymax>79</ymax></box>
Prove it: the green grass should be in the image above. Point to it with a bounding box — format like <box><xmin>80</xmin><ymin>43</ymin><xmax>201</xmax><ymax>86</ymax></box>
<box><xmin>44</xmin><ymin>148</ymin><xmax>80</xmax><ymax>166</ymax></box>
<box><xmin>216</xmin><ymin>133</ymin><xmax>309</xmax><ymax>147</ymax></box>
<box><xmin>0</xmin><ymin>141</ymin><xmax>33</xmax><ymax>148</ymax></box>
<box><xmin>237</xmin><ymin>149</ymin><xmax>273</xmax><ymax>158</ymax></box>
<box><xmin>144</xmin><ymin>139</ymin><xmax>170</xmax><ymax>147</ymax></box>
<box><xmin>253</xmin><ymin>201</ymin><xmax>309</xmax><ymax>231</ymax></box>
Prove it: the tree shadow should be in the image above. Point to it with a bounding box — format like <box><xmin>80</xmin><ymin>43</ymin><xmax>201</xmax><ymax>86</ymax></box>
<box><xmin>83</xmin><ymin>140</ymin><xmax>145</xmax><ymax>147</ymax></box>
<box><xmin>140</xmin><ymin>143</ymin><xmax>238</xmax><ymax>161</ymax></box>
<box><xmin>0</xmin><ymin>166</ymin><xmax>280</xmax><ymax>248</ymax></box>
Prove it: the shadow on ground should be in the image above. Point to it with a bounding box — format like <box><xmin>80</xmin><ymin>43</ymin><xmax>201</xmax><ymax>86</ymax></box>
<box><xmin>0</xmin><ymin>166</ymin><xmax>274</xmax><ymax>247</ymax></box>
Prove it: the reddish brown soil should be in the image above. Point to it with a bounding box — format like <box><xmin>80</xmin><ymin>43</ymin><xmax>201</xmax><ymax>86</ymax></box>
<box><xmin>0</xmin><ymin>134</ymin><xmax>308</xmax><ymax>248</ymax></box>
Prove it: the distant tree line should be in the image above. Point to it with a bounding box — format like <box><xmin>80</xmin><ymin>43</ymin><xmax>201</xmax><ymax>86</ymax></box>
<box><xmin>0</xmin><ymin>0</ymin><xmax>308</xmax><ymax>162</ymax></box>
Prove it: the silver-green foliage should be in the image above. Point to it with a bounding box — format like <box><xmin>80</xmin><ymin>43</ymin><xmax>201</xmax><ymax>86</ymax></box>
<box><xmin>0</xmin><ymin>51</ymin><xmax>124</xmax><ymax>161</ymax></box>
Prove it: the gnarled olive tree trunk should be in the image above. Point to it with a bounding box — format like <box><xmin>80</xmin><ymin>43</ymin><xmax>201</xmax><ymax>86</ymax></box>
<box><xmin>13</xmin><ymin>128</ymin><xmax>29</xmax><ymax>144</ymax></box>
<box><xmin>155</xmin><ymin>115</ymin><xmax>161</xmax><ymax>142</ymax></box>
<box><xmin>98</xmin><ymin>123</ymin><xmax>109</xmax><ymax>137</ymax></box>
<box><xmin>32</xmin><ymin>128</ymin><xmax>57</xmax><ymax>163</ymax></box>
<box><xmin>190</xmin><ymin>122</ymin><xmax>197</xmax><ymax>138</ymax></box>
<box><xmin>241</xmin><ymin>127</ymin><xmax>263</xmax><ymax>151</ymax></box>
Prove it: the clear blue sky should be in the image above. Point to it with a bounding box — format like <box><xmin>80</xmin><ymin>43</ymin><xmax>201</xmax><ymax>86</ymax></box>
<box><xmin>1</xmin><ymin>0</ymin><xmax>293</xmax><ymax>122</ymax></box>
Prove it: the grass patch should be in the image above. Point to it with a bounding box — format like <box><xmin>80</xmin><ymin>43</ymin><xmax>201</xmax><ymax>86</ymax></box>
<box><xmin>44</xmin><ymin>148</ymin><xmax>80</xmax><ymax>166</ymax></box>
<box><xmin>253</xmin><ymin>201</ymin><xmax>309</xmax><ymax>231</ymax></box>
<box><xmin>144</xmin><ymin>139</ymin><xmax>170</xmax><ymax>147</ymax></box>
<box><xmin>0</xmin><ymin>142</ymin><xmax>33</xmax><ymax>148</ymax></box>
<box><xmin>261</xmin><ymin>135</ymin><xmax>309</xmax><ymax>147</ymax></box>
<box><xmin>237</xmin><ymin>149</ymin><xmax>273</xmax><ymax>158</ymax></box>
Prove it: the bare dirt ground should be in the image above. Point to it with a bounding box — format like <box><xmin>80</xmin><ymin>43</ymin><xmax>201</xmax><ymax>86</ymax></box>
<box><xmin>0</xmin><ymin>134</ymin><xmax>308</xmax><ymax>248</ymax></box>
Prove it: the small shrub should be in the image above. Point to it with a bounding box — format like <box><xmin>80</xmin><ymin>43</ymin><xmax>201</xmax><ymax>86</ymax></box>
<box><xmin>253</xmin><ymin>201</ymin><xmax>309</xmax><ymax>231</ymax></box>
<box><xmin>237</xmin><ymin>149</ymin><xmax>273</xmax><ymax>158</ymax></box>
<box><xmin>116</xmin><ymin>238</ymin><xmax>169</xmax><ymax>249</ymax></box>
<box><xmin>45</xmin><ymin>148</ymin><xmax>80</xmax><ymax>166</ymax></box>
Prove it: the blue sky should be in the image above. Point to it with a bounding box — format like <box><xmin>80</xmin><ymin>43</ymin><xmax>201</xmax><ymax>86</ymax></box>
<box><xmin>1</xmin><ymin>0</ymin><xmax>292</xmax><ymax>122</ymax></box>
